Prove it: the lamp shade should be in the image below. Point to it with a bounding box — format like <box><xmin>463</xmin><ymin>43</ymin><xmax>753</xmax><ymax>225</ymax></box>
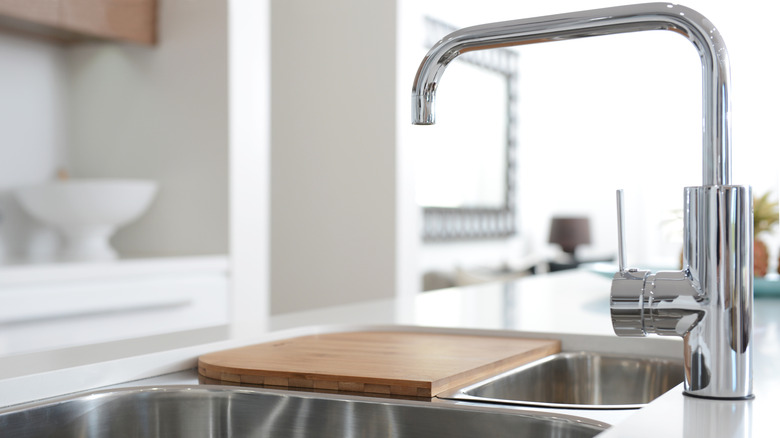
<box><xmin>548</xmin><ymin>216</ymin><xmax>591</xmax><ymax>255</ymax></box>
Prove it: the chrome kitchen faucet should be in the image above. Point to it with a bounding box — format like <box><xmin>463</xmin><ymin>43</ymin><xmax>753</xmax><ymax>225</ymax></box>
<box><xmin>411</xmin><ymin>3</ymin><xmax>753</xmax><ymax>399</ymax></box>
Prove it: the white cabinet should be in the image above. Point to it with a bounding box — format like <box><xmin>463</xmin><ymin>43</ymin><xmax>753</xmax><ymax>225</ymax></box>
<box><xmin>0</xmin><ymin>256</ymin><xmax>229</xmax><ymax>355</ymax></box>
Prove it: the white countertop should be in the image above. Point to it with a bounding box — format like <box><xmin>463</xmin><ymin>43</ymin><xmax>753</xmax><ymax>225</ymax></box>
<box><xmin>272</xmin><ymin>268</ymin><xmax>617</xmax><ymax>335</ymax></box>
<box><xmin>1</xmin><ymin>269</ymin><xmax>778</xmax><ymax>437</ymax></box>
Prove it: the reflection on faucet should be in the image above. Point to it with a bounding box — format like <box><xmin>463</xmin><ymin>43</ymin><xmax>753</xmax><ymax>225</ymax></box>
<box><xmin>684</xmin><ymin>395</ymin><xmax>752</xmax><ymax>438</ymax></box>
<box><xmin>411</xmin><ymin>3</ymin><xmax>752</xmax><ymax>399</ymax></box>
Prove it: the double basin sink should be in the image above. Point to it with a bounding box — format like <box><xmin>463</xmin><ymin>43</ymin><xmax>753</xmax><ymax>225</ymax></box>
<box><xmin>0</xmin><ymin>351</ymin><xmax>683</xmax><ymax>437</ymax></box>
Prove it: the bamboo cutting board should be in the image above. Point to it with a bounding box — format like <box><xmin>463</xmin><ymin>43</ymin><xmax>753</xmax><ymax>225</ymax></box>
<box><xmin>198</xmin><ymin>331</ymin><xmax>560</xmax><ymax>397</ymax></box>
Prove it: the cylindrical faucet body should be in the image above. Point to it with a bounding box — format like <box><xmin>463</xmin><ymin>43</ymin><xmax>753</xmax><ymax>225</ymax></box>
<box><xmin>682</xmin><ymin>185</ymin><xmax>753</xmax><ymax>397</ymax></box>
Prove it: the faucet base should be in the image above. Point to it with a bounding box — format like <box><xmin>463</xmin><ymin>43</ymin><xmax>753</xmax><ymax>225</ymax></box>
<box><xmin>683</xmin><ymin>392</ymin><xmax>755</xmax><ymax>401</ymax></box>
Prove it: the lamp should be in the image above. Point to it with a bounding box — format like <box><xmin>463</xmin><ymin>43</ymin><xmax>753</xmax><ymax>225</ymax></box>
<box><xmin>548</xmin><ymin>216</ymin><xmax>591</xmax><ymax>260</ymax></box>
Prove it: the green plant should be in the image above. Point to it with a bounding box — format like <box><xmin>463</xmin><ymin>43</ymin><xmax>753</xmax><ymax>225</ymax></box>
<box><xmin>754</xmin><ymin>190</ymin><xmax>779</xmax><ymax>235</ymax></box>
<box><xmin>753</xmin><ymin>190</ymin><xmax>778</xmax><ymax>277</ymax></box>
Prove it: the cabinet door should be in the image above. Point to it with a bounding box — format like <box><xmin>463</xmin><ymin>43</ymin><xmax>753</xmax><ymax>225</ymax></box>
<box><xmin>0</xmin><ymin>272</ymin><xmax>228</xmax><ymax>355</ymax></box>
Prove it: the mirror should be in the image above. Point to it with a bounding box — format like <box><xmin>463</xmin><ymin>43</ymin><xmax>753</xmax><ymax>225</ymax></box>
<box><xmin>415</xmin><ymin>17</ymin><xmax>518</xmax><ymax>241</ymax></box>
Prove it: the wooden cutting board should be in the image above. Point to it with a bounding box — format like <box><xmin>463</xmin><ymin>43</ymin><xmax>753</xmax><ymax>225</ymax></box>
<box><xmin>198</xmin><ymin>331</ymin><xmax>560</xmax><ymax>397</ymax></box>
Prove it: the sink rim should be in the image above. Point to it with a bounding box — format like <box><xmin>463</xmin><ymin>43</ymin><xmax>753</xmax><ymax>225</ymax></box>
<box><xmin>0</xmin><ymin>383</ymin><xmax>611</xmax><ymax>433</ymax></box>
<box><xmin>438</xmin><ymin>351</ymin><xmax>684</xmax><ymax>410</ymax></box>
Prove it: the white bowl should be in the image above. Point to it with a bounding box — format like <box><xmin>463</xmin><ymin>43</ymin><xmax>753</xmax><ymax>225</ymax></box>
<box><xmin>13</xmin><ymin>179</ymin><xmax>158</xmax><ymax>261</ymax></box>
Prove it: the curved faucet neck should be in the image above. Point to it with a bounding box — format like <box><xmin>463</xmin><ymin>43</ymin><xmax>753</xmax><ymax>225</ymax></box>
<box><xmin>411</xmin><ymin>2</ymin><xmax>731</xmax><ymax>186</ymax></box>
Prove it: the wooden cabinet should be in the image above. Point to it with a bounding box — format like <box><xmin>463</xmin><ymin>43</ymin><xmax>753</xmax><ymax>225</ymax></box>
<box><xmin>0</xmin><ymin>0</ymin><xmax>156</xmax><ymax>45</ymax></box>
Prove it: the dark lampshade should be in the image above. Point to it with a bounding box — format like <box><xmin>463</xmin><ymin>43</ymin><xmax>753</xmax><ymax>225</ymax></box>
<box><xmin>548</xmin><ymin>216</ymin><xmax>591</xmax><ymax>256</ymax></box>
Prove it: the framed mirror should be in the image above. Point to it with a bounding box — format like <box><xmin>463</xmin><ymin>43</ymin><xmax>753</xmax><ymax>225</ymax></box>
<box><xmin>416</xmin><ymin>17</ymin><xmax>518</xmax><ymax>241</ymax></box>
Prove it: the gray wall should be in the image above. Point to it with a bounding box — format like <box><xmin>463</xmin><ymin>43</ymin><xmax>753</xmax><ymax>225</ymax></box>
<box><xmin>66</xmin><ymin>0</ymin><xmax>229</xmax><ymax>258</ymax></box>
<box><xmin>271</xmin><ymin>0</ymin><xmax>398</xmax><ymax>314</ymax></box>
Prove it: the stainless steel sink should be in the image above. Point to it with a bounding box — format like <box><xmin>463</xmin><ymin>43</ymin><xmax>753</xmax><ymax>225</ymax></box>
<box><xmin>440</xmin><ymin>352</ymin><xmax>684</xmax><ymax>409</ymax></box>
<box><xmin>0</xmin><ymin>385</ymin><xmax>607</xmax><ymax>437</ymax></box>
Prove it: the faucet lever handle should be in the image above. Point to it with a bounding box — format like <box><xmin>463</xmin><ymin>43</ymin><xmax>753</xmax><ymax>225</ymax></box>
<box><xmin>616</xmin><ymin>189</ymin><xmax>627</xmax><ymax>272</ymax></box>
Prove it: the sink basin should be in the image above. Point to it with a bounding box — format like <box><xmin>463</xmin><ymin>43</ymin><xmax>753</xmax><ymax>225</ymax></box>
<box><xmin>440</xmin><ymin>352</ymin><xmax>684</xmax><ymax>409</ymax></box>
<box><xmin>0</xmin><ymin>385</ymin><xmax>607</xmax><ymax>437</ymax></box>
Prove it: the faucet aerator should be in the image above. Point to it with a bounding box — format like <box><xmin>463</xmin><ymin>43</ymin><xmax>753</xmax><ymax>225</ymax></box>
<box><xmin>412</xmin><ymin>94</ymin><xmax>435</xmax><ymax>125</ymax></box>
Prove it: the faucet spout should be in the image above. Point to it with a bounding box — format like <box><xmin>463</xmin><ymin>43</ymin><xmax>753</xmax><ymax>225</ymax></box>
<box><xmin>411</xmin><ymin>2</ymin><xmax>730</xmax><ymax>186</ymax></box>
<box><xmin>411</xmin><ymin>3</ymin><xmax>753</xmax><ymax>400</ymax></box>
